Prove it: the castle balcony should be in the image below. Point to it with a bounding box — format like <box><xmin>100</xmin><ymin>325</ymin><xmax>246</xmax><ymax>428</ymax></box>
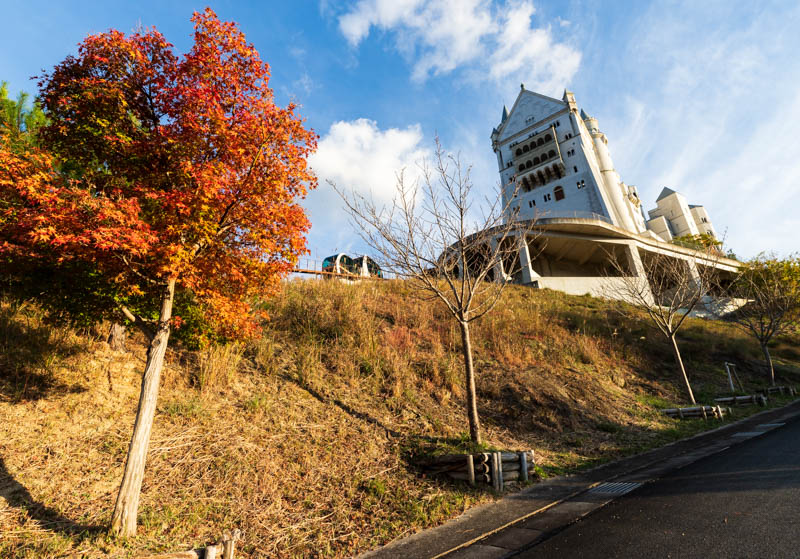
<box><xmin>512</xmin><ymin>124</ymin><xmax>558</xmax><ymax>160</ymax></box>
<box><xmin>516</xmin><ymin>160</ymin><xmax>567</xmax><ymax>192</ymax></box>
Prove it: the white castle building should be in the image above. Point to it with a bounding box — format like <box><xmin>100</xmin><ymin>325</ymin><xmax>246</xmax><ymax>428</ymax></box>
<box><xmin>461</xmin><ymin>85</ymin><xmax>740</xmax><ymax>299</ymax></box>
<box><xmin>491</xmin><ymin>86</ymin><xmax>717</xmax><ymax>243</ymax></box>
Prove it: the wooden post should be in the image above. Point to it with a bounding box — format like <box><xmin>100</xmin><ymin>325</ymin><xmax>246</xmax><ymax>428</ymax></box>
<box><xmin>222</xmin><ymin>529</ymin><xmax>241</xmax><ymax>559</ymax></box>
<box><xmin>519</xmin><ymin>451</ymin><xmax>528</xmax><ymax>482</ymax></box>
<box><xmin>489</xmin><ymin>452</ymin><xmax>497</xmax><ymax>491</ymax></box>
<box><xmin>725</xmin><ymin>362</ymin><xmax>735</xmax><ymax>393</ymax></box>
<box><xmin>206</xmin><ymin>545</ymin><xmax>219</xmax><ymax>559</ymax></box>
<box><xmin>467</xmin><ymin>454</ymin><xmax>475</xmax><ymax>487</ymax></box>
<box><xmin>730</xmin><ymin>363</ymin><xmax>744</xmax><ymax>392</ymax></box>
<box><xmin>494</xmin><ymin>452</ymin><xmax>504</xmax><ymax>490</ymax></box>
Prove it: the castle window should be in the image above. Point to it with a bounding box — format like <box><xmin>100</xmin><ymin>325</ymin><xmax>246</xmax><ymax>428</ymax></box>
<box><xmin>573</xmin><ymin>166</ymin><xmax>578</xmax><ymax>173</ymax></box>
<box><xmin>554</xmin><ymin>186</ymin><xmax>565</xmax><ymax>201</ymax></box>
<box><xmin>548</xmin><ymin>149</ymin><xmax>556</xmax><ymax>158</ymax></box>
<box><xmin>516</xmin><ymin>148</ymin><xmax>522</xmax><ymax>156</ymax></box>
<box><xmin>556</xmin><ymin>120</ymin><xmax>560</xmax><ymax>127</ymax></box>
<box><xmin>537</xmin><ymin>138</ymin><xmax>544</xmax><ymax>146</ymax></box>
<box><xmin>533</xmin><ymin>156</ymin><xmax>540</xmax><ymax>165</ymax></box>
<box><xmin>523</xmin><ymin>145</ymin><xmax>529</xmax><ymax>153</ymax></box>
<box><xmin>519</xmin><ymin>164</ymin><xmax>525</xmax><ymax>172</ymax></box>
<box><xmin>526</xmin><ymin>160</ymin><xmax>532</xmax><ymax>169</ymax></box>
<box><xmin>544</xmin><ymin>134</ymin><xmax>552</xmax><ymax>142</ymax></box>
<box><xmin>577</xmin><ymin>180</ymin><xmax>585</xmax><ymax>189</ymax></box>
<box><xmin>544</xmin><ymin>193</ymin><xmax>552</xmax><ymax>202</ymax></box>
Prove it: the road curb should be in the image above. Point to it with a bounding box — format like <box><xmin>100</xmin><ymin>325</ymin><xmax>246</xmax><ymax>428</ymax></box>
<box><xmin>359</xmin><ymin>398</ymin><xmax>800</xmax><ymax>559</ymax></box>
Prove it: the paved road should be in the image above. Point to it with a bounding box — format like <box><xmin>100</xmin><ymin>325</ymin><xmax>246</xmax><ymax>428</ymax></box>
<box><xmin>516</xmin><ymin>417</ymin><xmax>800</xmax><ymax>558</ymax></box>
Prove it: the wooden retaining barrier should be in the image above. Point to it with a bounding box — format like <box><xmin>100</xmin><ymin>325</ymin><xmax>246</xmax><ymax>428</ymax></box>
<box><xmin>714</xmin><ymin>394</ymin><xmax>767</xmax><ymax>407</ymax></box>
<box><xmin>420</xmin><ymin>450</ymin><xmax>535</xmax><ymax>490</ymax></box>
<box><xmin>140</xmin><ymin>529</ymin><xmax>241</xmax><ymax>559</ymax></box>
<box><xmin>760</xmin><ymin>386</ymin><xmax>797</xmax><ymax>397</ymax></box>
<box><xmin>661</xmin><ymin>405</ymin><xmax>729</xmax><ymax>420</ymax></box>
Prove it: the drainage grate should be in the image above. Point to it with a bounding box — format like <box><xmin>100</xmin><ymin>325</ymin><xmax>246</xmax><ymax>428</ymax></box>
<box><xmin>587</xmin><ymin>482</ymin><xmax>642</xmax><ymax>496</ymax></box>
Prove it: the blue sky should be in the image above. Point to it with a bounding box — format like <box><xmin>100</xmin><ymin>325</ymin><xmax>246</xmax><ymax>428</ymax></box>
<box><xmin>2</xmin><ymin>0</ymin><xmax>799</xmax><ymax>260</ymax></box>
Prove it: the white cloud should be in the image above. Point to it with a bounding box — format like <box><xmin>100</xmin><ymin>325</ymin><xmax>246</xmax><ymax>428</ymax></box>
<box><xmin>304</xmin><ymin>118</ymin><xmax>431</xmax><ymax>254</ymax></box>
<box><xmin>309</xmin><ymin>118</ymin><xmax>429</xmax><ymax>203</ymax></box>
<box><xmin>599</xmin><ymin>0</ymin><xmax>800</xmax><ymax>258</ymax></box>
<box><xmin>337</xmin><ymin>0</ymin><xmax>580</xmax><ymax>93</ymax></box>
<box><xmin>487</xmin><ymin>3</ymin><xmax>580</xmax><ymax>95</ymax></box>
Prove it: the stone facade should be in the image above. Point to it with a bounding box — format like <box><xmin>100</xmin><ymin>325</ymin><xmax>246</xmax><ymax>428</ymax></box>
<box><xmin>491</xmin><ymin>87</ymin><xmax>716</xmax><ymax>243</ymax></box>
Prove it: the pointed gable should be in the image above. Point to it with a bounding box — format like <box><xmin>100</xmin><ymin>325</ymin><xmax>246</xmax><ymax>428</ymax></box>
<box><xmin>496</xmin><ymin>89</ymin><xmax>568</xmax><ymax>143</ymax></box>
<box><xmin>656</xmin><ymin>187</ymin><xmax>677</xmax><ymax>202</ymax></box>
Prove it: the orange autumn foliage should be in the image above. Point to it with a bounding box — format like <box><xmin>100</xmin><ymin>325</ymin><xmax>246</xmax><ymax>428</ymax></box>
<box><xmin>5</xmin><ymin>8</ymin><xmax>317</xmax><ymax>339</ymax></box>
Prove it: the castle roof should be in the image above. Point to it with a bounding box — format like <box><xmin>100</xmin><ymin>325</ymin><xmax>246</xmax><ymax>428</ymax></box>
<box><xmin>656</xmin><ymin>187</ymin><xmax>677</xmax><ymax>202</ymax></box>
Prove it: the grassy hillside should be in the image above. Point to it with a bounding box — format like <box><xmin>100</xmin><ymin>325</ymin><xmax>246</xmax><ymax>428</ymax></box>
<box><xmin>1</xmin><ymin>280</ymin><xmax>798</xmax><ymax>558</ymax></box>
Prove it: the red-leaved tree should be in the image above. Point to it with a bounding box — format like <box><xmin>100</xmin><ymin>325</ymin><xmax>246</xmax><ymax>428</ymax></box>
<box><xmin>1</xmin><ymin>9</ymin><xmax>316</xmax><ymax>536</ymax></box>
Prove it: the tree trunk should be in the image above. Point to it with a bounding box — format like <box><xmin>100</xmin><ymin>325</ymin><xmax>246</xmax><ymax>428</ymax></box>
<box><xmin>111</xmin><ymin>278</ymin><xmax>176</xmax><ymax>537</ymax></box>
<box><xmin>458</xmin><ymin>320</ymin><xmax>482</xmax><ymax>444</ymax></box>
<box><xmin>107</xmin><ymin>322</ymin><xmax>127</xmax><ymax>351</ymax></box>
<box><xmin>670</xmin><ymin>334</ymin><xmax>696</xmax><ymax>405</ymax></box>
<box><xmin>761</xmin><ymin>343</ymin><xmax>776</xmax><ymax>386</ymax></box>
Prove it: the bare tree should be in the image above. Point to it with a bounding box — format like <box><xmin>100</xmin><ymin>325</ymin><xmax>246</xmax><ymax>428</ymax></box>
<box><xmin>334</xmin><ymin>140</ymin><xmax>537</xmax><ymax>444</ymax></box>
<box><xmin>721</xmin><ymin>254</ymin><xmax>800</xmax><ymax>386</ymax></box>
<box><xmin>605</xmin><ymin>247</ymin><xmax>721</xmax><ymax>404</ymax></box>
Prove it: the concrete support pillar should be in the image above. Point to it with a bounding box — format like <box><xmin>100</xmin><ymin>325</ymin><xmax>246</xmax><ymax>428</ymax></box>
<box><xmin>491</xmin><ymin>238</ymin><xmax>505</xmax><ymax>284</ymax></box>
<box><xmin>623</xmin><ymin>242</ymin><xmax>654</xmax><ymax>305</ymax></box>
<box><xmin>687</xmin><ymin>259</ymin><xmax>703</xmax><ymax>290</ymax></box>
<box><xmin>518</xmin><ymin>236</ymin><xmax>539</xmax><ymax>284</ymax></box>
<box><xmin>624</xmin><ymin>243</ymin><xmax>646</xmax><ymax>278</ymax></box>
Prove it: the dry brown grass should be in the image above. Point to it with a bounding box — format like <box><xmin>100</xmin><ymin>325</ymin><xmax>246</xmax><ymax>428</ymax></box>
<box><xmin>1</xmin><ymin>280</ymin><xmax>799</xmax><ymax>558</ymax></box>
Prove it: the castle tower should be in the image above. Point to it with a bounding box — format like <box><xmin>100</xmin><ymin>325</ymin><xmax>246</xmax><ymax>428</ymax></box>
<box><xmin>490</xmin><ymin>87</ymin><xmax>646</xmax><ymax>234</ymax></box>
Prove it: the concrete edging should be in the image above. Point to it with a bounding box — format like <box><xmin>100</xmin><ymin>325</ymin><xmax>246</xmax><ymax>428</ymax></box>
<box><xmin>360</xmin><ymin>398</ymin><xmax>800</xmax><ymax>559</ymax></box>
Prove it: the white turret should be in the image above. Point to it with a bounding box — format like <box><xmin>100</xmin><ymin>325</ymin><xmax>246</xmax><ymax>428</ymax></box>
<box><xmin>583</xmin><ymin>113</ymin><xmax>639</xmax><ymax>232</ymax></box>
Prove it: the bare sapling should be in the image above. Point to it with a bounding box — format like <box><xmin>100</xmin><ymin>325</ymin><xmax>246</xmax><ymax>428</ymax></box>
<box><xmin>334</xmin><ymin>138</ymin><xmax>538</xmax><ymax>444</ymax></box>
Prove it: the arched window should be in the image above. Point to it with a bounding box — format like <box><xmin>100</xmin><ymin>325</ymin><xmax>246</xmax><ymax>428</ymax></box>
<box><xmin>533</xmin><ymin>156</ymin><xmax>540</xmax><ymax>165</ymax></box>
<box><xmin>537</xmin><ymin>138</ymin><xmax>544</xmax><ymax>146</ymax></box>
<box><xmin>540</xmin><ymin>152</ymin><xmax>548</xmax><ymax>162</ymax></box>
<box><xmin>526</xmin><ymin>160</ymin><xmax>532</xmax><ymax>169</ymax></box>
<box><xmin>554</xmin><ymin>186</ymin><xmax>565</xmax><ymax>201</ymax></box>
<box><xmin>544</xmin><ymin>134</ymin><xmax>552</xmax><ymax>142</ymax></box>
<box><xmin>548</xmin><ymin>149</ymin><xmax>556</xmax><ymax>158</ymax></box>
<box><xmin>518</xmin><ymin>164</ymin><xmax>525</xmax><ymax>172</ymax></box>
<box><xmin>516</xmin><ymin>148</ymin><xmax>522</xmax><ymax>156</ymax></box>
<box><xmin>523</xmin><ymin>145</ymin><xmax>529</xmax><ymax>153</ymax></box>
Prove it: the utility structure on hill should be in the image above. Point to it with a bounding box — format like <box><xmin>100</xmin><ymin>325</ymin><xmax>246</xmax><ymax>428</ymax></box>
<box><xmin>459</xmin><ymin>85</ymin><xmax>740</xmax><ymax>300</ymax></box>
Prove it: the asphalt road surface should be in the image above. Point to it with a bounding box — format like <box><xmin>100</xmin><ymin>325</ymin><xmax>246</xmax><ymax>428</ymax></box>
<box><xmin>517</xmin><ymin>417</ymin><xmax>800</xmax><ymax>558</ymax></box>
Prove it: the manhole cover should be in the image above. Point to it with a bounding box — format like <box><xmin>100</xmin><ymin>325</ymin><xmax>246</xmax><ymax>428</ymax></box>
<box><xmin>587</xmin><ymin>482</ymin><xmax>642</xmax><ymax>496</ymax></box>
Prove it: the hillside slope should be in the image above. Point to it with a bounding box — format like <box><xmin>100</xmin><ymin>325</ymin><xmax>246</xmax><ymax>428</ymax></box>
<box><xmin>1</xmin><ymin>280</ymin><xmax>798</xmax><ymax>558</ymax></box>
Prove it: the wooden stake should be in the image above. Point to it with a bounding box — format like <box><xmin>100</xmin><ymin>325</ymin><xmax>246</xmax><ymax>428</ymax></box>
<box><xmin>222</xmin><ymin>529</ymin><xmax>241</xmax><ymax>559</ymax></box>
<box><xmin>495</xmin><ymin>452</ymin><xmax>504</xmax><ymax>490</ymax></box>
<box><xmin>519</xmin><ymin>451</ymin><xmax>528</xmax><ymax>482</ymax></box>
<box><xmin>467</xmin><ymin>454</ymin><xmax>475</xmax><ymax>487</ymax></box>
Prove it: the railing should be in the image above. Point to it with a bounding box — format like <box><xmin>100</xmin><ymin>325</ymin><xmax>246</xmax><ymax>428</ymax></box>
<box><xmin>291</xmin><ymin>258</ymin><xmax>392</xmax><ymax>279</ymax></box>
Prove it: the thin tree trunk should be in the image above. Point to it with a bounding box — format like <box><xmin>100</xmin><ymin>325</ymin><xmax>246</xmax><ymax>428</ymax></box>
<box><xmin>761</xmin><ymin>343</ymin><xmax>776</xmax><ymax>386</ymax></box>
<box><xmin>458</xmin><ymin>320</ymin><xmax>482</xmax><ymax>444</ymax></box>
<box><xmin>670</xmin><ymin>334</ymin><xmax>696</xmax><ymax>405</ymax></box>
<box><xmin>111</xmin><ymin>278</ymin><xmax>176</xmax><ymax>537</ymax></box>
